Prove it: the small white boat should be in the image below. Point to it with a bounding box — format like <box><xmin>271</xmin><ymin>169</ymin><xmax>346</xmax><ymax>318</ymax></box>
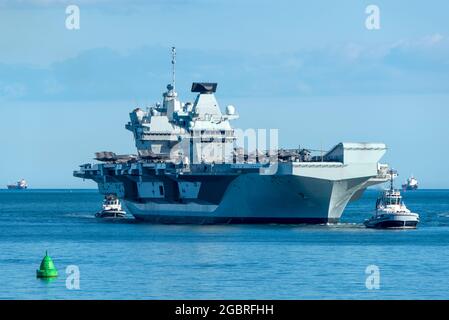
<box><xmin>95</xmin><ymin>195</ymin><xmax>127</xmax><ymax>218</ymax></box>
<box><xmin>365</xmin><ymin>170</ymin><xmax>419</xmax><ymax>229</ymax></box>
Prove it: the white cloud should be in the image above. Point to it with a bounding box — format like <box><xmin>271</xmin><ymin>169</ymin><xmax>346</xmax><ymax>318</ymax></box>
<box><xmin>342</xmin><ymin>43</ymin><xmax>364</xmax><ymax>61</ymax></box>
<box><xmin>296</xmin><ymin>81</ymin><xmax>312</xmax><ymax>94</ymax></box>
<box><xmin>390</xmin><ymin>33</ymin><xmax>447</xmax><ymax>50</ymax></box>
<box><xmin>0</xmin><ymin>83</ymin><xmax>27</xmax><ymax>98</ymax></box>
<box><xmin>426</xmin><ymin>33</ymin><xmax>444</xmax><ymax>45</ymax></box>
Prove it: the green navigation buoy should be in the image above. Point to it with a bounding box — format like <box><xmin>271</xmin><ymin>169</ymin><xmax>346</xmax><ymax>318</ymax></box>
<box><xmin>36</xmin><ymin>251</ymin><xmax>58</xmax><ymax>278</ymax></box>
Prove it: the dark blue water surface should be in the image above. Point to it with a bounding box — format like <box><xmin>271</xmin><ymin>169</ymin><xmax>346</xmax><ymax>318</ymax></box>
<box><xmin>1</xmin><ymin>189</ymin><xmax>449</xmax><ymax>299</ymax></box>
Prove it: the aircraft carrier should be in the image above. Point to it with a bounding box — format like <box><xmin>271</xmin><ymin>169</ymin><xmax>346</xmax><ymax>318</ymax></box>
<box><xmin>74</xmin><ymin>48</ymin><xmax>389</xmax><ymax>224</ymax></box>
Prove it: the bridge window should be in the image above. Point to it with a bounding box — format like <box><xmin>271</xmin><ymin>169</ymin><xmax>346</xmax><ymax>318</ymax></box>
<box><xmin>159</xmin><ymin>185</ymin><xmax>164</xmax><ymax>196</ymax></box>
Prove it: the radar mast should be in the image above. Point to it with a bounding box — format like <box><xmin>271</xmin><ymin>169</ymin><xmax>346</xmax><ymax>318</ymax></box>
<box><xmin>171</xmin><ymin>46</ymin><xmax>176</xmax><ymax>91</ymax></box>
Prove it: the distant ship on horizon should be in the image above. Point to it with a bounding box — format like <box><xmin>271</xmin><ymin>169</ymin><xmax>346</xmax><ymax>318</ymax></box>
<box><xmin>6</xmin><ymin>179</ymin><xmax>28</xmax><ymax>190</ymax></box>
<box><xmin>402</xmin><ymin>175</ymin><xmax>418</xmax><ymax>191</ymax></box>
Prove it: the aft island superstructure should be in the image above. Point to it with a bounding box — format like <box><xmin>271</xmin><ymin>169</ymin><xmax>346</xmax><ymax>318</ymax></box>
<box><xmin>74</xmin><ymin>49</ymin><xmax>389</xmax><ymax>224</ymax></box>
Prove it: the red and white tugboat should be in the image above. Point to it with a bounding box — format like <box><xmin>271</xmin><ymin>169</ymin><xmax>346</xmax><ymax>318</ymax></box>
<box><xmin>96</xmin><ymin>195</ymin><xmax>127</xmax><ymax>218</ymax></box>
<box><xmin>365</xmin><ymin>170</ymin><xmax>419</xmax><ymax>229</ymax></box>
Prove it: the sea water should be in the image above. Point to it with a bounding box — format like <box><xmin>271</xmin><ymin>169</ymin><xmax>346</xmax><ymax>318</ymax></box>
<box><xmin>1</xmin><ymin>189</ymin><xmax>449</xmax><ymax>299</ymax></box>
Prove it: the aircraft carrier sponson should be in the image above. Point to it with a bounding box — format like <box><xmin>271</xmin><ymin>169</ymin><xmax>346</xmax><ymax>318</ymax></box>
<box><xmin>74</xmin><ymin>49</ymin><xmax>389</xmax><ymax>224</ymax></box>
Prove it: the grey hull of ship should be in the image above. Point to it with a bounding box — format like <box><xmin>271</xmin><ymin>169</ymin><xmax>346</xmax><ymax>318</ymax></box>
<box><xmin>124</xmin><ymin>172</ymin><xmax>372</xmax><ymax>224</ymax></box>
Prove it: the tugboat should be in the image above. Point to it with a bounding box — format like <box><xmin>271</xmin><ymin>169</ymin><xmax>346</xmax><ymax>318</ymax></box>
<box><xmin>402</xmin><ymin>175</ymin><xmax>418</xmax><ymax>191</ymax></box>
<box><xmin>6</xmin><ymin>179</ymin><xmax>28</xmax><ymax>190</ymax></box>
<box><xmin>95</xmin><ymin>195</ymin><xmax>127</xmax><ymax>218</ymax></box>
<box><xmin>364</xmin><ymin>170</ymin><xmax>419</xmax><ymax>229</ymax></box>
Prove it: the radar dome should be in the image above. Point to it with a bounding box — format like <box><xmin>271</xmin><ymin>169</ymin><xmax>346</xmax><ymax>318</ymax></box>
<box><xmin>226</xmin><ymin>105</ymin><xmax>235</xmax><ymax>115</ymax></box>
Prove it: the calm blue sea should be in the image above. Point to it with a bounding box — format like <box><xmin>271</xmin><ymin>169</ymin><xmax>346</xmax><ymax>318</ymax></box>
<box><xmin>1</xmin><ymin>189</ymin><xmax>449</xmax><ymax>300</ymax></box>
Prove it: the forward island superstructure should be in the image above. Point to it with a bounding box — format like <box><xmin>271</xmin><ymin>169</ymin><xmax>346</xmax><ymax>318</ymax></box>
<box><xmin>74</xmin><ymin>49</ymin><xmax>389</xmax><ymax>224</ymax></box>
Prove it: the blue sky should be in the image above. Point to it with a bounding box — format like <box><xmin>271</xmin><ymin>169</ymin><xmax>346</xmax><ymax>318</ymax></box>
<box><xmin>1</xmin><ymin>0</ymin><xmax>449</xmax><ymax>188</ymax></box>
